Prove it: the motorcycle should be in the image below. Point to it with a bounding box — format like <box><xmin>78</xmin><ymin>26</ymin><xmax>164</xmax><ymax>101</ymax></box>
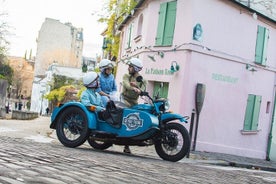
<box><xmin>50</xmin><ymin>76</ymin><xmax>190</xmax><ymax>162</ymax></box>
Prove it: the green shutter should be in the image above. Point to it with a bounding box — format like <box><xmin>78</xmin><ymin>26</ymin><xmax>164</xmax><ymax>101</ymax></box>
<box><xmin>255</xmin><ymin>26</ymin><xmax>269</xmax><ymax>65</ymax></box>
<box><xmin>102</xmin><ymin>37</ymin><xmax>107</xmax><ymax>49</ymax></box>
<box><xmin>261</xmin><ymin>28</ymin><xmax>269</xmax><ymax>65</ymax></box>
<box><xmin>244</xmin><ymin>95</ymin><xmax>254</xmax><ymax>130</ymax></box>
<box><xmin>127</xmin><ymin>24</ymin><xmax>132</xmax><ymax>48</ymax></box>
<box><xmin>162</xmin><ymin>83</ymin><xmax>169</xmax><ymax>98</ymax></box>
<box><xmin>252</xmin><ymin>95</ymin><xmax>262</xmax><ymax>130</ymax></box>
<box><xmin>244</xmin><ymin>94</ymin><xmax>262</xmax><ymax>131</ymax></box>
<box><xmin>163</xmin><ymin>1</ymin><xmax>177</xmax><ymax>45</ymax></box>
<box><xmin>155</xmin><ymin>3</ymin><xmax>167</xmax><ymax>46</ymax></box>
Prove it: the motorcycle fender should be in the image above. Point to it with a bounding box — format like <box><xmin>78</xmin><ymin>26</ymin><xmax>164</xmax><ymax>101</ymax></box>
<box><xmin>161</xmin><ymin>113</ymin><xmax>189</xmax><ymax>123</ymax></box>
<box><xmin>50</xmin><ymin>102</ymin><xmax>97</xmax><ymax>129</ymax></box>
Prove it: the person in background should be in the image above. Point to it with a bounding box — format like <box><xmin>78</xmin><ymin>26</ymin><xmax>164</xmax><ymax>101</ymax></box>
<box><xmin>121</xmin><ymin>57</ymin><xmax>147</xmax><ymax>153</ymax></box>
<box><xmin>97</xmin><ymin>59</ymin><xmax>118</xmax><ymax>106</ymax></box>
<box><xmin>46</xmin><ymin>107</ymin><xmax>49</xmax><ymax>115</ymax></box>
<box><xmin>81</xmin><ymin>71</ymin><xmax>105</xmax><ymax>111</ymax></box>
<box><xmin>5</xmin><ymin>100</ymin><xmax>9</xmax><ymax>114</ymax></box>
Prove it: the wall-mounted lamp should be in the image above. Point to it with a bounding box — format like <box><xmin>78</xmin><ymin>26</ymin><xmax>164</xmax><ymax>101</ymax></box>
<box><xmin>246</xmin><ymin>64</ymin><xmax>257</xmax><ymax>72</ymax></box>
<box><xmin>131</xmin><ymin>9</ymin><xmax>135</xmax><ymax>16</ymax></box>
<box><xmin>147</xmin><ymin>51</ymin><xmax>165</xmax><ymax>62</ymax></box>
<box><xmin>253</xmin><ymin>12</ymin><xmax>258</xmax><ymax>20</ymax></box>
<box><xmin>170</xmin><ymin>61</ymin><xmax>180</xmax><ymax>73</ymax></box>
<box><xmin>240</xmin><ymin>10</ymin><xmax>258</xmax><ymax>20</ymax></box>
<box><xmin>147</xmin><ymin>55</ymin><xmax>156</xmax><ymax>62</ymax></box>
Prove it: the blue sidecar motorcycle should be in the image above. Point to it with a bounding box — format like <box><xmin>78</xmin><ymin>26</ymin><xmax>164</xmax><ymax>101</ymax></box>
<box><xmin>50</xmin><ymin>77</ymin><xmax>190</xmax><ymax>162</ymax></box>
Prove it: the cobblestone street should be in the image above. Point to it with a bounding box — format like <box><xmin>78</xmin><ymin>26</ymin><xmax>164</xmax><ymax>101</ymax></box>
<box><xmin>1</xmin><ymin>117</ymin><xmax>276</xmax><ymax>183</ymax></box>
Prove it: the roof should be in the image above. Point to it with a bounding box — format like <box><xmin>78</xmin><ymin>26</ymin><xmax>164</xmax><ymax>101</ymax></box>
<box><xmin>230</xmin><ymin>0</ymin><xmax>276</xmax><ymax>24</ymax></box>
<box><xmin>118</xmin><ymin>0</ymin><xmax>275</xmax><ymax>31</ymax></box>
<box><xmin>47</xmin><ymin>64</ymin><xmax>84</xmax><ymax>80</ymax></box>
<box><xmin>118</xmin><ymin>0</ymin><xmax>145</xmax><ymax>31</ymax></box>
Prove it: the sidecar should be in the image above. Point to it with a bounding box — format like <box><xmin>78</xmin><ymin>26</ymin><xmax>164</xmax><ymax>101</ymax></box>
<box><xmin>50</xmin><ymin>101</ymin><xmax>160</xmax><ymax>148</ymax></box>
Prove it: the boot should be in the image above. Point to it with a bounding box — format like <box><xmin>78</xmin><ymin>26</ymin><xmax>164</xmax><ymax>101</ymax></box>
<box><xmin>123</xmin><ymin>145</ymin><xmax>131</xmax><ymax>154</ymax></box>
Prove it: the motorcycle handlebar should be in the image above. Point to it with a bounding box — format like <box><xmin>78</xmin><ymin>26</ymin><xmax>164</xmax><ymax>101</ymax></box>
<box><xmin>140</xmin><ymin>91</ymin><xmax>149</xmax><ymax>96</ymax></box>
<box><xmin>140</xmin><ymin>91</ymin><xmax>154</xmax><ymax>102</ymax></box>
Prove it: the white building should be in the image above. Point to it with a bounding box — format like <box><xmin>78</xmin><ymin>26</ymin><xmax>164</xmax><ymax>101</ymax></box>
<box><xmin>31</xmin><ymin>18</ymin><xmax>85</xmax><ymax>114</ymax></box>
<box><xmin>30</xmin><ymin>64</ymin><xmax>84</xmax><ymax>115</ymax></box>
<box><xmin>34</xmin><ymin>18</ymin><xmax>83</xmax><ymax>77</ymax></box>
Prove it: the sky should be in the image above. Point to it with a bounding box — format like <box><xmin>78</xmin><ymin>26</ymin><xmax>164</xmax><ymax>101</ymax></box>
<box><xmin>1</xmin><ymin>0</ymin><xmax>107</xmax><ymax>58</ymax></box>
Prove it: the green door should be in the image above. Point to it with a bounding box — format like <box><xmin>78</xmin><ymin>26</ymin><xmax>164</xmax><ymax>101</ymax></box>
<box><xmin>268</xmin><ymin>90</ymin><xmax>276</xmax><ymax>161</ymax></box>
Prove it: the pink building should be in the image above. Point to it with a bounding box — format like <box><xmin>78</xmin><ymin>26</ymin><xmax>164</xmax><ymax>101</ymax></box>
<box><xmin>115</xmin><ymin>0</ymin><xmax>276</xmax><ymax>160</ymax></box>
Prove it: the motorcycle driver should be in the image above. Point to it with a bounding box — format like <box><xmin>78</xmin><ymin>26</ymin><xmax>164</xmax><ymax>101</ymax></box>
<box><xmin>121</xmin><ymin>57</ymin><xmax>146</xmax><ymax>154</ymax></box>
<box><xmin>96</xmin><ymin>59</ymin><xmax>117</xmax><ymax>106</ymax></box>
<box><xmin>121</xmin><ymin>57</ymin><xmax>146</xmax><ymax>107</ymax></box>
<box><xmin>81</xmin><ymin>71</ymin><xmax>105</xmax><ymax>111</ymax></box>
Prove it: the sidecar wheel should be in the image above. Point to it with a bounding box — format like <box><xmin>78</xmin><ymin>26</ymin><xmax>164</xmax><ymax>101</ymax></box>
<box><xmin>87</xmin><ymin>137</ymin><xmax>112</xmax><ymax>150</ymax></box>
<box><xmin>155</xmin><ymin>123</ymin><xmax>190</xmax><ymax>162</ymax></box>
<box><xmin>56</xmin><ymin>107</ymin><xmax>89</xmax><ymax>148</ymax></box>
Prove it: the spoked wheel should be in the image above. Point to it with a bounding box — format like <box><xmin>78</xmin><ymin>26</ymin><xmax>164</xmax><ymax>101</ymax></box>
<box><xmin>56</xmin><ymin>107</ymin><xmax>89</xmax><ymax>148</ymax></box>
<box><xmin>155</xmin><ymin>123</ymin><xmax>190</xmax><ymax>162</ymax></box>
<box><xmin>87</xmin><ymin>137</ymin><xmax>112</xmax><ymax>150</ymax></box>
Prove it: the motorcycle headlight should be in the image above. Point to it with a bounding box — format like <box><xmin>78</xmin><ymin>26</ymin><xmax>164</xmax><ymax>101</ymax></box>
<box><xmin>158</xmin><ymin>99</ymin><xmax>170</xmax><ymax>112</ymax></box>
<box><xmin>164</xmin><ymin>100</ymin><xmax>170</xmax><ymax>110</ymax></box>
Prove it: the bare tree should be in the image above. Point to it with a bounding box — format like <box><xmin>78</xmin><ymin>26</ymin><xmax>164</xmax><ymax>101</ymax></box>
<box><xmin>0</xmin><ymin>1</ymin><xmax>10</xmax><ymax>62</ymax></box>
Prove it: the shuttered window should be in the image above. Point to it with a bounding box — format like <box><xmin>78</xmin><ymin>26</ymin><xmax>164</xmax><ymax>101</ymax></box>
<box><xmin>255</xmin><ymin>25</ymin><xmax>269</xmax><ymax>65</ymax></box>
<box><xmin>126</xmin><ymin>24</ymin><xmax>133</xmax><ymax>49</ymax></box>
<box><xmin>155</xmin><ymin>1</ymin><xmax>177</xmax><ymax>46</ymax></box>
<box><xmin>244</xmin><ymin>94</ymin><xmax>262</xmax><ymax>131</ymax></box>
<box><xmin>102</xmin><ymin>37</ymin><xmax>108</xmax><ymax>50</ymax></box>
<box><xmin>153</xmin><ymin>82</ymin><xmax>169</xmax><ymax>99</ymax></box>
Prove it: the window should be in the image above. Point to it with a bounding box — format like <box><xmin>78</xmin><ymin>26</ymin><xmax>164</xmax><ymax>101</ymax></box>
<box><xmin>155</xmin><ymin>1</ymin><xmax>177</xmax><ymax>46</ymax></box>
<box><xmin>137</xmin><ymin>14</ymin><xmax>143</xmax><ymax>36</ymax></box>
<box><xmin>134</xmin><ymin>14</ymin><xmax>143</xmax><ymax>42</ymax></box>
<box><xmin>126</xmin><ymin>24</ymin><xmax>133</xmax><ymax>49</ymax></box>
<box><xmin>76</xmin><ymin>32</ymin><xmax>83</xmax><ymax>41</ymax></box>
<box><xmin>153</xmin><ymin>82</ymin><xmax>169</xmax><ymax>99</ymax></box>
<box><xmin>255</xmin><ymin>25</ymin><xmax>269</xmax><ymax>65</ymax></box>
<box><xmin>102</xmin><ymin>37</ymin><xmax>108</xmax><ymax>50</ymax></box>
<box><xmin>243</xmin><ymin>94</ymin><xmax>262</xmax><ymax>131</ymax></box>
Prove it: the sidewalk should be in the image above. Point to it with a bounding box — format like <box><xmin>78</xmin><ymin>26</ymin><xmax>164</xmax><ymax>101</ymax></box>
<box><xmin>188</xmin><ymin>150</ymin><xmax>276</xmax><ymax>172</ymax></box>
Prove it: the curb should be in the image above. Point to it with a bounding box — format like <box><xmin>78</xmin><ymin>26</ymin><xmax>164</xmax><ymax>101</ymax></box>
<box><xmin>205</xmin><ymin>160</ymin><xmax>276</xmax><ymax>172</ymax></box>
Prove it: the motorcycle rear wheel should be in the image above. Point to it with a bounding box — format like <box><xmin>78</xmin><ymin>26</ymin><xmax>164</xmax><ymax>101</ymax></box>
<box><xmin>56</xmin><ymin>107</ymin><xmax>89</xmax><ymax>148</ymax></box>
<box><xmin>155</xmin><ymin>122</ymin><xmax>190</xmax><ymax>162</ymax></box>
<box><xmin>87</xmin><ymin>137</ymin><xmax>113</xmax><ymax>150</ymax></box>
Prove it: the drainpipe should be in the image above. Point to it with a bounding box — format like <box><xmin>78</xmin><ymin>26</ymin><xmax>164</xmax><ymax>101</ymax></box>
<box><xmin>266</xmin><ymin>90</ymin><xmax>276</xmax><ymax>161</ymax></box>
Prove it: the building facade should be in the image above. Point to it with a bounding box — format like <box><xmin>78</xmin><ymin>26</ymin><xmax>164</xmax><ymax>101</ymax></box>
<box><xmin>31</xmin><ymin>18</ymin><xmax>84</xmax><ymax>113</ymax></box>
<box><xmin>34</xmin><ymin>18</ymin><xmax>83</xmax><ymax>77</ymax></box>
<box><xmin>115</xmin><ymin>0</ymin><xmax>276</xmax><ymax>160</ymax></box>
<box><xmin>7</xmin><ymin>56</ymin><xmax>35</xmax><ymax>111</ymax></box>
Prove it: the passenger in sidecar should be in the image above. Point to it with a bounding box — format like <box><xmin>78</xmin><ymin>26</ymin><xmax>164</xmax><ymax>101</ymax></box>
<box><xmin>81</xmin><ymin>71</ymin><xmax>120</xmax><ymax>127</ymax></box>
<box><xmin>81</xmin><ymin>71</ymin><xmax>105</xmax><ymax>111</ymax></box>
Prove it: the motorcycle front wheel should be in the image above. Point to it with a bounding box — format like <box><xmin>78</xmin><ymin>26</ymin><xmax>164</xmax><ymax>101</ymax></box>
<box><xmin>56</xmin><ymin>107</ymin><xmax>89</xmax><ymax>148</ymax></box>
<box><xmin>155</xmin><ymin>122</ymin><xmax>190</xmax><ymax>162</ymax></box>
<box><xmin>87</xmin><ymin>137</ymin><xmax>113</xmax><ymax>150</ymax></box>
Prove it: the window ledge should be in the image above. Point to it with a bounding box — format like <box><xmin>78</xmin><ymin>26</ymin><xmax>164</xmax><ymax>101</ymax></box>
<box><xmin>125</xmin><ymin>47</ymin><xmax>131</xmax><ymax>53</ymax></box>
<box><xmin>134</xmin><ymin>35</ymin><xmax>142</xmax><ymax>42</ymax></box>
<box><xmin>240</xmin><ymin>129</ymin><xmax>260</xmax><ymax>135</ymax></box>
<box><xmin>154</xmin><ymin>44</ymin><xmax>173</xmax><ymax>47</ymax></box>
